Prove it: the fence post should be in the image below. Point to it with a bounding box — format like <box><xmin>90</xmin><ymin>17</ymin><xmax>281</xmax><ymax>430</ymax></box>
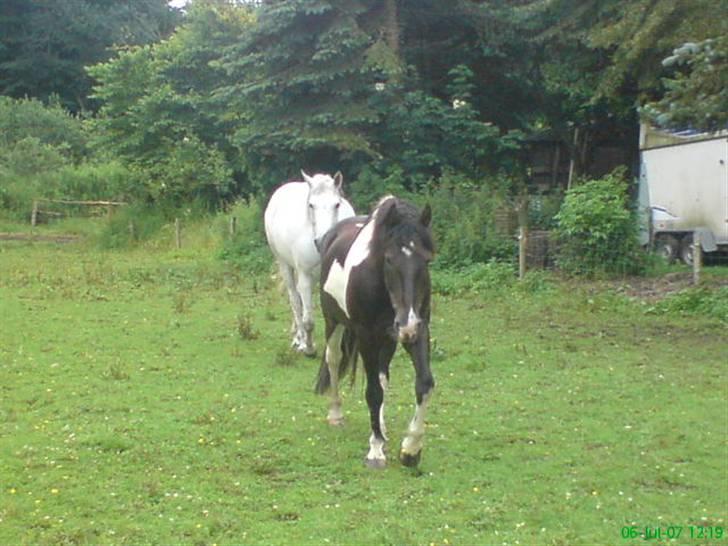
<box><xmin>128</xmin><ymin>221</ymin><xmax>136</xmax><ymax>241</ymax></box>
<box><xmin>516</xmin><ymin>192</ymin><xmax>529</xmax><ymax>280</ymax></box>
<box><xmin>518</xmin><ymin>226</ymin><xmax>528</xmax><ymax>280</ymax></box>
<box><xmin>175</xmin><ymin>218</ymin><xmax>182</xmax><ymax>249</ymax></box>
<box><xmin>31</xmin><ymin>201</ymin><xmax>39</xmax><ymax>227</ymax></box>
<box><xmin>229</xmin><ymin>216</ymin><xmax>237</xmax><ymax>236</ymax></box>
<box><xmin>692</xmin><ymin>232</ymin><xmax>702</xmax><ymax>285</ymax></box>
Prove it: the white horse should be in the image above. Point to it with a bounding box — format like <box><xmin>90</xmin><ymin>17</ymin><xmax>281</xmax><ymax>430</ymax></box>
<box><xmin>264</xmin><ymin>171</ymin><xmax>356</xmax><ymax>356</ymax></box>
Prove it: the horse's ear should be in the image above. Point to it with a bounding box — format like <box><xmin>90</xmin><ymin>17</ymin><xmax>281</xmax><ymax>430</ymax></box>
<box><xmin>378</xmin><ymin>199</ymin><xmax>400</xmax><ymax>228</ymax></box>
<box><xmin>301</xmin><ymin>170</ymin><xmax>313</xmax><ymax>186</ymax></box>
<box><xmin>420</xmin><ymin>203</ymin><xmax>432</xmax><ymax>228</ymax></box>
<box><xmin>333</xmin><ymin>171</ymin><xmax>343</xmax><ymax>190</ymax></box>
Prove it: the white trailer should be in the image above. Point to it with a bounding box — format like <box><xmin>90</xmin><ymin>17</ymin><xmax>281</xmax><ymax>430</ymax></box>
<box><xmin>639</xmin><ymin>125</ymin><xmax>728</xmax><ymax>264</ymax></box>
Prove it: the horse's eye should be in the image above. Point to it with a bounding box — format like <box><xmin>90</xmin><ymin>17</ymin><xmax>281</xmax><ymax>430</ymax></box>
<box><xmin>308</xmin><ymin>203</ymin><xmax>314</xmax><ymax>209</ymax></box>
<box><xmin>335</xmin><ymin>202</ymin><xmax>340</xmax><ymax>210</ymax></box>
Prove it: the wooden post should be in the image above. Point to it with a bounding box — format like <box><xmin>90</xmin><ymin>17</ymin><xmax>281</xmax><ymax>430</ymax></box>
<box><xmin>175</xmin><ymin>218</ymin><xmax>182</xmax><ymax>249</ymax></box>
<box><xmin>516</xmin><ymin>191</ymin><xmax>529</xmax><ymax>280</ymax></box>
<box><xmin>229</xmin><ymin>216</ymin><xmax>237</xmax><ymax>236</ymax></box>
<box><xmin>693</xmin><ymin>233</ymin><xmax>702</xmax><ymax>285</ymax></box>
<box><xmin>128</xmin><ymin>221</ymin><xmax>136</xmax><ymax>241</ymax></box>
<box><xmin>518</xmin><ymin>226</ymin><xmax>528</xmax><ymax>280</ymax></box>
<box><xmin>31</xmin><ymin>200</ymin><xmax>39</xmax><ymax>227</ymax></box>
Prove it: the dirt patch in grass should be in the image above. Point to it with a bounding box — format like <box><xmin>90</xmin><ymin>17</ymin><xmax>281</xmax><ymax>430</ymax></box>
<box><xmin>611</xmin><ymin>272</ymin><xmax>728</xmax><ymax>301</ymax></box>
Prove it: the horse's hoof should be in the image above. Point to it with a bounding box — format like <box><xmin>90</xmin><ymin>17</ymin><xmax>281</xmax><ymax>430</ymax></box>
<box><xmin>365</xmin><ymin>457</ymin><xmax>387</xmax><ymax>470</ymax></box>
<box><xmin>303</xmin><ymin>348</ymin><xmax>317</xmax><ymax>359</ymax></box>
<box><xmin>399</xmin><ymin>449</ymin><xmax>421</xmax><ymax>467</ymax></box>
<box><xmin>327</xmin><ymin>417</ymin><xmax>344</xmax><ymax>426</ymax></box>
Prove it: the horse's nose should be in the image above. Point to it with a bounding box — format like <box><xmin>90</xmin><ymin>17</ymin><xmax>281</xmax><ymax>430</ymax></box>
<box><xmin>395</xmin><ymin>315</ymin><xmax>419</xmax><ymax>343</ymax></box>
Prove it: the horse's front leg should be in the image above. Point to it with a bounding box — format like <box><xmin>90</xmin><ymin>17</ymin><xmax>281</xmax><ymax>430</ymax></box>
<box><xmin>296</xmin><ymin>271</ymin><xmax>317</xmax><ymax>357</ymax></box>
<box><xmin>400</xmin><ymin>323</ymin><xmax>435</xmax><ymax>467</ymax></box>
<box><xmin>362</xmin><ymin>339</ymin><xmax>396</xmax><ymax>469</ymax></box>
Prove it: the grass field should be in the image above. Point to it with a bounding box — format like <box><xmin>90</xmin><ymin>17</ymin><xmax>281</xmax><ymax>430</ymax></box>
<box><xmin>1</xmin><ymin>223</ymin><xmax>726</xmax><ymax>545</ymax></box>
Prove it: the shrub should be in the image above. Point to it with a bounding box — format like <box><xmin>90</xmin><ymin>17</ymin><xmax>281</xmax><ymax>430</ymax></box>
<box><xmin>55</xmin><ymin>161</ymin><xmax>132</xmax><ymax>203</ymax></box>
<box><xmin>135</xmin><ymin>135</ymin><xmax>235</xmax><ymax>209</ymax></box>
<box><xmin>96</xmin><ymin>203</ymin><xmax>167</xmax><ymax>249</ymax></box>
<box><xmin>554</xmin><ymin>168</ymin><xmax>645</xmax><ymax>277</ymax></box>
<box><xmin>0</xmin><ymin>137</ymin><xmax>71</xmax><ymax>218</ymax></box>
<box><xmin>426</xmin><ymin>173</ymin><xmax>515</xmax><ymax>269</ymax></box>
<box><xmin>0</xmin><ymin>96</ymin><xmax>87</xmax><ymax>160</ymax></box>
<box><xmin>348</xmin><ymin>165</ymin><xmax>411</xmax><ymax>212</ymax></box>
<box><xmin>218</xmin><ymin>198</ymin><xmax>272</xmax><ymax>274</ymax></box>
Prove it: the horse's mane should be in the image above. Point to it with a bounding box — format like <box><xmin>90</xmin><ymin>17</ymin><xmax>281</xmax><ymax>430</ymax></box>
<box><xmin>373</xmin><ymin>197</ymin><xmax>434</xmax><ymax>254</ymax></box>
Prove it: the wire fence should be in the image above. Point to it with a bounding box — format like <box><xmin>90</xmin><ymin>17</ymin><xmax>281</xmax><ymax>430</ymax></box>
<box><xmin>517</xmin><ymin>224</ymin><xmax>728</xmax><ymax>284</ymax></box>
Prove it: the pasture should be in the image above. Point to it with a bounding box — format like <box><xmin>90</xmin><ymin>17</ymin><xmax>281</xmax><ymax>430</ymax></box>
<box><xmin>1</xmin><ymin>226</ymin><xmax>726</xmax><ymax>545</ymax></box>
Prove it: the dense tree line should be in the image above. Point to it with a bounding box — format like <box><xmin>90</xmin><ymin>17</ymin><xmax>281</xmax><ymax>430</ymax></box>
<box><xmin>1</xmin><ymin>0</ymin><xmax>726</xmax><ymax>210</ymax></box>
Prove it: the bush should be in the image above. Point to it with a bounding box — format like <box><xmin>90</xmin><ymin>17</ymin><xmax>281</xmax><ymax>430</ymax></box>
<box><xmin>554</xmin><ymin>168</ymin><xmax>645</xmax><ymax>277</ymax></box>
<box><xmin>97</xmin><ymin>203</ymin><xmax>167</xmax><ymax>249</ymax></box>
<box><xmin>135</xmin><ymin>135</ymin><xmax>235</xmax><ymax>209</ymax></box>
<box><xmin>426</xmin><ymin>172</ymin><xmax>515</xmax><ymax>269</ymax></box>
<box><xmin>348</xmin><ymin>165</ymin><xmax>412</xmax><ymax>212</ymax></box>
<box><xmin>218</xmin><ymin>198</ymin><xmax>271</xmax><ymax>274</ymax></box>
<box><xmin>55</xmin><ymin>161</ymin><xmax>133</xmax><ymax>203</ymax></box>
<box><xmin>0</xmin><ymin>137</ymin><xmax>71</xmax><ymax>218</ymax></box>
<box><xmin>0</xmin><ymin>142</ymin><xmax>133</xmax><ymax>220</ymax></box>
<box><xmin>0</xmin><ymin>96</ymin><xmax>87</xmax><ymax>160</ymax></box>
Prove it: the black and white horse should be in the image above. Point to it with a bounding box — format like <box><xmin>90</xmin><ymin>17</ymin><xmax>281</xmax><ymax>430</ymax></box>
<box><xmin>315</xmin><ymin>196</ymin><xmax>435</xmax><ymax>468</ymax></box>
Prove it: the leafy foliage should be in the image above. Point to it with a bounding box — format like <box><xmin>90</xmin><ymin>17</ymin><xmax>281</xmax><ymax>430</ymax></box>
<box><xmin>87</xmin><ymin>3</ymin><xmax>253</xmax><ymax>208</ymax></box>
<box><xmin>0</xmin><ymin>96</ymin><xmax>87</xmax><ymax>160</ymax></box>
<box><xmin>554</xmin><ymin>168</ymin><xmax>645</xmax><ymax>276</ymax></box>
<box><xmin>218</xmin><ymin>198</ymin><xmax>272</xmax><ymax>274</ymax></box>
<box><xmin>426</xmin><ymin>173</ymin><xmax>516</xmax><ymax>269</ymax></box>
<box><xmin>0</xmin><ymin>96</ymin><xmax>130</xmax><ymax>217</ymax></box>
<box><xmin>0</xmin><ymin>0</ymin><xmax>180</xmax><ymax>112</ymax></box>
<box><xmin>97</xmin><ymin>203</ymin><xmax>168</xmax><ymax>249</ymax></box>
<box><xmin>642</xmin><ymin>36</ymin><xmax>728</xmax><ymax>131</ymax></box>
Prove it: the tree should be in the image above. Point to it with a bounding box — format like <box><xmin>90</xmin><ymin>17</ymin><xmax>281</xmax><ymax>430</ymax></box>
<box><xmin>217</xmin><ymin>0</ymin><xmax>532</xmax><ymax>192</ymax></box>
<box><xmin>0</xmin><ymin>0</ymin><xmax>180</xmax><ymax>112</ymax></box>
<box><xmin>87</xmin><ymin>1</ymin><xmax>253</xmax><ymax>207</ymax></box>
<box><xmin>218</xmin><ymin>0</ymin><xmax>383</xmax><ymax>188</ymax></box>
<box><xmin>525</xmin><ymin>0</ymin><xmax>727</xmax><ymax>180</ymax></box>
<box><xmin>642</xmin><ymin>36</ymin><xmax>728</xmax><ymax>132</ymax></box>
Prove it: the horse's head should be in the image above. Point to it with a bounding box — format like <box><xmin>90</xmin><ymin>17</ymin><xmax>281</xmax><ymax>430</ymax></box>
<box><xmin>375</xmin><ymin>198</ymin><xmax>434</xmax><ymax>344</ymax></box>
<box><xmin>302</xmin><ymin>170</ymin><xmax>348</xmax><ymax>249</ymax></box>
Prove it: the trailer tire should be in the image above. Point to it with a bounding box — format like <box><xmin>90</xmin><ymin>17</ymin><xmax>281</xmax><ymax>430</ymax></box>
<box><xmin>654</xmin><ymin>235</ymin><xmax>679</xmax><ymax>263</ymax></box>
<box><xmin>679</xmin><ymin>235</ymin><xmax>694</xmax><ymax>266</ymax></box>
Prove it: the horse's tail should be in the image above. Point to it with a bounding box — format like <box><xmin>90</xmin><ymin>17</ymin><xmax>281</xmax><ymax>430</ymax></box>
<box><xmin>314</xmin><ymin>327</ymin><xmax>358</xmax><ymax>394</ymax></box>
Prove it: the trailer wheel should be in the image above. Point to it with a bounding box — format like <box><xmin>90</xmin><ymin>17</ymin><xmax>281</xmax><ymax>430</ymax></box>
<box><xmin>654</xmin><ymin>235</ymin><xmax>679</xmax><ymax>263</ymax></box>
<box><xmin>679</xmin><ymin>235</ymin><xmax>694</xmax><ymax>266</ymax></box>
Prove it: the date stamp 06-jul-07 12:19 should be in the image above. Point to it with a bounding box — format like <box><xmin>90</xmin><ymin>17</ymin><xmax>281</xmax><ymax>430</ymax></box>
<box><xmin>621</xmin><ymin>524</ymin><xmax>724</xmax><ymax>541</ymax></box>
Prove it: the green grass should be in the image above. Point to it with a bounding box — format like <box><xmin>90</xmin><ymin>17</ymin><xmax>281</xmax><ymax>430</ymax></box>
<box><xmin>0</xmin><ymin>229</ymin><xmax>726</xmax><ymax>545</ymax></box>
